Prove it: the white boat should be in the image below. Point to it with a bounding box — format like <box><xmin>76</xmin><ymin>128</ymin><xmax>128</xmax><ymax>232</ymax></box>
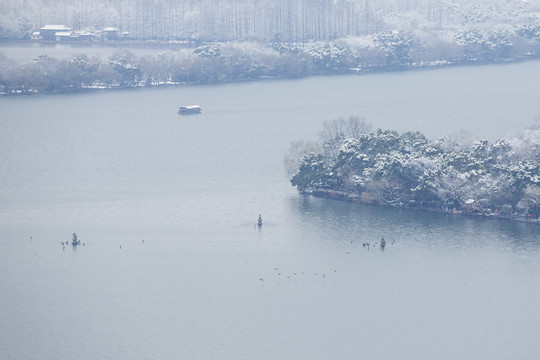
<box><xmin>178</xmin><ymin>105</ymin><xmax>202</xmax><ymax>115</ymax></box>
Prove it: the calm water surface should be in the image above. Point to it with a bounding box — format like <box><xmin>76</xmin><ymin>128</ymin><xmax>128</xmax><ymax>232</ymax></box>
<box><xmin>1</xmin><ymin>61</ymin><xmax>540</xmax><ymax>360</ymax></box>
<box><xmin>0</xmin><ymin>41</ymin><xmax>191</xmax><ymax>62</ymax></box>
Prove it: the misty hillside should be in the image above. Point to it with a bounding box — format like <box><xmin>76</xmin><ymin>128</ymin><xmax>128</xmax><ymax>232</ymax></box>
<box><xmin>1</xmin><ymin>0</ymin><xmax>540</xmax><ymax>42</ymax></box>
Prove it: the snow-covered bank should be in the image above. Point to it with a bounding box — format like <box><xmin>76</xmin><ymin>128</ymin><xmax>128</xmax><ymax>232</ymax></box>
<box><xmin>303</xmin><ymin>188</ymin><xmax>540</xmax><ymax>225</ymax></box>
<box><xmin>1</xmin><ymin>37</ymin><xmax>539</xmax><ymax>96</ymax></box>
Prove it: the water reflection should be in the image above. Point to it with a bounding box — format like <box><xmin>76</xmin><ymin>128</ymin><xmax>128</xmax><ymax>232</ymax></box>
<box><xmin>289</xmin><ymin>194</ymin><xmax>540</xmax><ymax>253</ymax></box>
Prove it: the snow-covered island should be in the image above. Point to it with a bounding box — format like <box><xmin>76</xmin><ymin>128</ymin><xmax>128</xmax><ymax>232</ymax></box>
<box><xmin>287</xmin><ymin>117</ymin><xmax>540</xmax><ymax>222</ymax></box>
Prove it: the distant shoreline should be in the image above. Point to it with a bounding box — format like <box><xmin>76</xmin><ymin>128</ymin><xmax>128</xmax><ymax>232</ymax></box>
<box><xmin>1</xmin><ymin>52</ymin><xmax>538</xmax><ymax>97</ymax></box>
<box><xmin>1</xmin><ymin>38</ymin><xmax>198</xmax><ymax>47</ymax></box>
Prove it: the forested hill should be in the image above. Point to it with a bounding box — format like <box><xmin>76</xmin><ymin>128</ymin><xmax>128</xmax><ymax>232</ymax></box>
<box><xmin>1</xmin><ymin>0</ymin><xmax>540</xmax><ymax>42</ymax></box>
<box><xmin>287</xmin><ymin>117</ymin><xmax>540</xmax><ymax>220</ymax></box>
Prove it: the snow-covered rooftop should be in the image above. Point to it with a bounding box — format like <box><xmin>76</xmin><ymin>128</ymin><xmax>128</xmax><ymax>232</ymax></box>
<box><xmin>41</xmin><ymin>25</ymin><xmax>72</xmax><ymax>31</ymax></box>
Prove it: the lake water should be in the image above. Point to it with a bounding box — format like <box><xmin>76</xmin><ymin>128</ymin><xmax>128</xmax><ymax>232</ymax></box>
<box><xmin>0</xmin><ymin>41</ymin><xmax>193</xmax><ymax>63</ymax></box>
<box><xmin>1</xmin><ymin>59</ymin><xmax>540</xmax><ymax>360</ymax></box>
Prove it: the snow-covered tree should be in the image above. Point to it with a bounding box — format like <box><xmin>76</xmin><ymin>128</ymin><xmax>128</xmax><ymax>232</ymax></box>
<box><xmin>289</xmin><ymin>120</ymin><xmax>540</xmax><ymax>218</ymax></box>
<box><xmin>2</xmin><ymin>0</ymin><xmax>540</xmax><ymax>44</ymax></box>
<box><xmin>291</xmin><ymin>153</ymin><xmax>330</xmax><ymax>192</ymax></box>
<box><xmin>284</xmin><ymin>140</ymin><xmax>321</xmax><ymax>178</ymax></box>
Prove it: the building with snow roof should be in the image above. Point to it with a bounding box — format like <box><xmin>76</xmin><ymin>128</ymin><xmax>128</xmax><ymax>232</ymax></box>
<box><xmin>102</xmin><ymin>27</ymin><xmax>120</xmax><ymax>40</ymax></box>
<box><xmin>39</xmin><ymin>25</ymin><xmax>73</xmax><ymax>40</ymax></box>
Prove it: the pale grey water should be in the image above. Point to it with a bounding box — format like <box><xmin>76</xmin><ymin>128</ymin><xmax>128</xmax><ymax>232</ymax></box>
<box><xmin>0</xmin><ymin>41</ymin><xmax>189</xmax><ymax>63</ymax></box>
<box><xmin>1</xmin><ymin>60</ymin><xmax>540</xmax><ymax>360</ymax></box>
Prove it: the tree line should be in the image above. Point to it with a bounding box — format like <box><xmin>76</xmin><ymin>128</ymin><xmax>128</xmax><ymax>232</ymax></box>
<box><xmin>288</xmin><ymin>117</ymin><xmax>540</xmax><ymax>219</ymax></box>
<box><xmin>1</xmin><ymin>0</ymin><xmax>537</xmax><ymax>41</ymax></box>
<box><xmin>2</xmin><ymin>23</ymin><xmax>540</xmax><ymax>95</ymax></box>
<box><xmin>0</xmin><ymin>0</ymin><xmax>436</xmax><ymax>41</ymax></box>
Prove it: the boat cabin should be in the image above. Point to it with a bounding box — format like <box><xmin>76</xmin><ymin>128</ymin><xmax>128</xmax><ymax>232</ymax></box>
<box><xmin>178</xmin><ymin>105</ymin><xmax>202</xmax><ymax>115</ymax></box>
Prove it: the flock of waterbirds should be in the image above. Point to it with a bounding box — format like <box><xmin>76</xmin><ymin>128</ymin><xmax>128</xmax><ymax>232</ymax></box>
<box><xmin>27</xmin><ymin>232</ymin><xmax>141</xmax><ymax>251</ymax></box>
<box><xmin>258</xmin><ymin>267</ymin><xmax>338</xmax><ymax>283</ymax></box>
<box><xmin>31</xmin><ymin>215</ymin><xmax>398</xmax><ymax>284</ymax></box>
<box><xmin>257</xmin><ymin>235</ymin><xmax>397</xmax><ymax>284</ymax></box>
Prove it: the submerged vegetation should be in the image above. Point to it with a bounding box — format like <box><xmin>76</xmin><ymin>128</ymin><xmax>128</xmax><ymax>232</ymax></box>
<box><xmin>287</xmin><ymin>117</ymin><xmax>540</xmax><ymax>221</ymax></box>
